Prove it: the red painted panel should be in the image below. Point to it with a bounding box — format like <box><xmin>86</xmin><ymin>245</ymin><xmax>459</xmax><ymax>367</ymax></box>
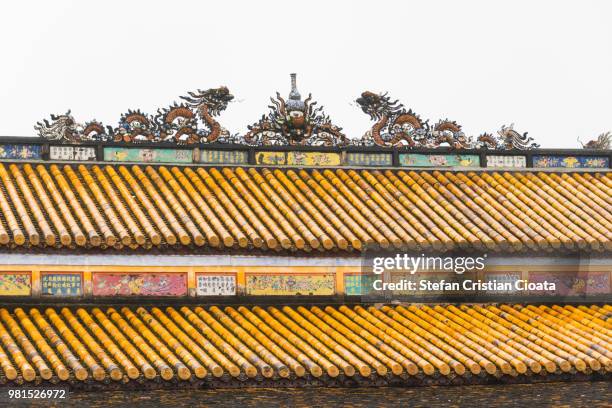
<box><xmin>93</xmin><ymin>272</ymin><xmax>187</xmax><ymax>296</ymax></box>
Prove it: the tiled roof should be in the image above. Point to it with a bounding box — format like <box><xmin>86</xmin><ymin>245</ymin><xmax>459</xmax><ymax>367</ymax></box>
<box><xmin>0</xmin><ymin>162</ymin><xmax>610</xmax><ymax>252</ymax></box>
<box><xmin>0</xmin><ymin>304</ymin><xmax>609</xmax><ymax>383</ymax></box>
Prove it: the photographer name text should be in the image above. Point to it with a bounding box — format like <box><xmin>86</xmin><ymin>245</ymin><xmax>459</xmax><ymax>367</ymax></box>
<box><xmin>372</xmin><ymin>279</ymin><xmax>556</xmax><ymax>292</ymax></box>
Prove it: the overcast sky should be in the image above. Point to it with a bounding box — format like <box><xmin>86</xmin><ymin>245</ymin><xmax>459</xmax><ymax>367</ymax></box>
<box><xmin>0</xmin><ymin>0</ymin><xmax>610</xmax><ymax>147</ymax></box>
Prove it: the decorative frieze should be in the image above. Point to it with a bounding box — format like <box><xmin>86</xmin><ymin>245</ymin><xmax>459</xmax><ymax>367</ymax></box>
<box><xmin>0</xmin><ymin>144</ymin><xmax>42</xmax><ymax>160</ymax></box>
<box><xmin>399</xmin><ymin>153</ymin><xmax>480</xmax><ymax>167</ymax></box>
<box><xmin>196</xmin><ymin>274</ymin><xmax>236</xmax><ymax>296</ymax></box>
<box><xmin>486</xmin><ymin>155</ymin><xmax>527</xmax><ymax>168</ymax></box>
<box><xmin>533</xmin><ymin>155</ymin><xmax>609</xmax><ymax>168</ymax></box>
<box><xmin>41</xmin><ymin>272</ymin><xmax>82</xmax><ymax>296</ymax></box>
<box><xmin>50</xmin><ymin>145</ymin><xmax>96</xmax><ymax>161</ymax></box>
<box><xmin>346</xmin><ymin>152</ymin><xmax>392</xmax><ymax>167</ymax></box>
<box><xmin>104</xmin><ymin>147</ymin><xmax>192</xmax><ymax>163</ymax></box>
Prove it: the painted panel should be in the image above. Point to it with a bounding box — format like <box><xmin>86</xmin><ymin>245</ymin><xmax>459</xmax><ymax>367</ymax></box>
<box><xmin>532</xmin><ymin>155</ymin><xmax>609</xmax><ymax>168</ymax></box>
<box><xmin>399</xmin><ymin>154</ymin><xmax>480</xmax><ymax>167</ymax></box>
<box><xmin>104</xmin><ymin>147</ymin><xmax>193</xmax><ymax>163</ymax></box>
<box><xmin>486</xmin><ymin>155</ymin><xmax>527</xmax><ymax>168</ymax></box>
<box><xmin>528</xmin><ymin>271</ymin><xmax>610</xmax><ymax>296</ymax></box>
<box><xmin>254</xmin><ymin>151</ymin><xmax>342</xmax><ymax>166</ymax></box>
<box><xmin>198</xmin><ymin>149</ymin><xmax>248</xmax><ymax>164</ymax></box>
<box><xmin>483</xmin><ymin>272</ymin><xmax>522</xmax><ymax>293</ymax></box>
<box><xmin>344</xmin><ymin>274</ymin><xmax>376</xmax><ymax>296</ymax></box>
<box><xmin>196</xmin><ymin>274</ymin><xmax>236</xmax><ymax>296</ymax></box>
<box><xmin>93</xmin><ymin>272</ymin><xmax>187</xmax><ymax>296</ymax></box>
<box><xmin>0</xmin><ymin>272</ymin><xmax>31</xmax><ymax>296</ymax></box>
<box><xmin>41</xmin><ymin>273</ymin><xmax>82</xmax><ymax>296</ymax></box>
<box><xmin>346</xmin><ymin>152</ymin><xmax>393</xmax><ymax>167</ymax></box>
<box><xmin>255</xmin><ymin>151</ymin><xmax>286</xmax><ymax>165</ymax></box>
<box><xmin>0</xmin><ymin>144</ymin><xmax>42</xmax><ymax>160</ymax></box>
<box><xmin>50</xmin><ymin>146</ymin><xmax>97</xmax><ymax>161</ymax></box>
<box><xmin>246</xmin><ymin>274</ymin><xmax>335</xmax><ymax>295</ymax></box>
<box><xmin>287</xmin><ymin>152</ymin><xmax>342</xmax><ymax>166</ymax></box>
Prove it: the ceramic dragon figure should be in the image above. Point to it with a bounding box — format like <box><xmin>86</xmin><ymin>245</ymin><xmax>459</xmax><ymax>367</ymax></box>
<box><xmin>151</xmin><ymin>104</ymin><xmax>199</xmax><ymax>144</ymax></box>
<box><xmin>476</xmin><ymin>124</ymin><xmax>539</xmax><ymax>150</ymax></box>
<box><xmin>578</xmin><ymin>131</ymin><xmax>611</xmax><ymax>150</ymax></box>
<box><xmin>355</xmin><ymin>91</ymin><xmax>429</xmax><ymax>147</ymax></box>
<box><xmin>36</xmin><ymin>86</ymin><xmax>233</xmax><ymax>144</ymax></box>
<box><xmin>35</xmin><ymin>111</ymin><xmax>113</xmax><ymax>142</ymax></box>
<box><xmin>430</xmin><ymin>119</ymin><xmax>472</xmax><ymax>149</ymax></box>
<box><xmin>356</xmin><ymin>92</ymin><xmax>541</xmax><ymax>150</ymax></box>
<box><xmin>113</xmin><ymin>109</ymin><xmax>155</xmax><ymax>142</ymax></box>
<box><xmin>244</xmin><ymin>73</ymin><xmax>348</xmax><ymax>146</ymax></box>
<box><xmin>178</xmin><ymin>86</ymin><xmax>234</xmax><ymax>143</ymax></box>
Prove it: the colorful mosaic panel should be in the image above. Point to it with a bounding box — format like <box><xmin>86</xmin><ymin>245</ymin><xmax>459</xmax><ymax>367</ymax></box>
<box><xmin>50</xmin><ymin>146</ymin><xmax>97</xmax><ymax>161</ymax></box>
<box><xmin>344</xmin><ymin>274</ymin><xmax>376</xmax><ymax>296</ymax></box>
<box><xmin>486</xmin><ymin>155</ymin><xmax>527</xmax><ymax>168</ymax></box>
<box><xmin>528</xmin><ymin>271</ymin><xmax>610</xmax><ymax>296</ymax></box>
<box><xmin>196</xmin><ymin>274</ymin><xmax>236</xmax><ymax>296</ymax></box>
<box><xmin>246</xmin><ymin>274</ymin><xmax>335</xmax><ymax>295</ymax></box>
<box><xmin>41</xmin><ymin>273</ymin><xmax>82</xmax><ymax>296</ymax></box>
<box><xmin>0</xmin><ymin>144</ymin><xmax>42</xmax><ymax>160</ymax></box>
<box><xmin>197</xmin><ymin>149</ymin><xmax>248</xmax><ymax>164</ymax></box>
<box><xmin>399</xmin><ymin>154</ymin><xmax>480</xmax><ymax>167</ymax></box>
<box><xmin>346</xmin><ymin>152</ymin><xmax>393</xmax><ymax>167</ymax></box>
<box><xmin>93</xmin><ymin>272</ymin><xmax>187</xmax><ymax>296</ymax></box>
<box><xmin>287</xmin><ymin>152</ymin><xmax>341</xmax><ymax>166</ymax></box>
<box><xmin>532</xmin><ymin>155</ymin><xmax>609</xmax><ymax>168</ymax></box>
<box><xmin>104</xmin><ymin>147</ymin><xmax>193</xmax><ymax>163</ymax></box>
<box><xmin>0</xmin><ymin>273</ymin><xmax>31</xmax><ymax>296</ymax></box>
<box><xmin>255</xmin><ymin>151</ymin><xmax>286</xmax><ymax>165</ymax></box>
<box><xmin>254</xmin><ymin>151</ymin><xmax>342</xmax><ymax>166</ymax></box>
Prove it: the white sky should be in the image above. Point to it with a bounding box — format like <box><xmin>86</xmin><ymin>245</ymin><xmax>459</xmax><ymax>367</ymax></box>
<box><xmin>0</xmin><ymin>0</ymin><xmax>610</xmax><ymax>148</ymax></box>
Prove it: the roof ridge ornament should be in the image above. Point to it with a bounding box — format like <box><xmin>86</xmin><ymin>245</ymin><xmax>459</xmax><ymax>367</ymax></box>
<box><xmin>355</xmin><ymin>90</ymin><xmax>540</xmax><ymax>150</ymax></box>
<box><xmin>32</xmin><ymin>80</ymin><xmax>575</xmax><ymax>150</ymax></box>
<box><xmin>286</xmin><ymin>73</ymin><xmax>304</xmax><ymax>112</ymax></box>
<box><xmin>579</xmin><ymin>131</ymin><xmax>611</xmax><ymax>150</ymax></box>
<box><xmin>35</xmin><ymin>87</ymin><xmax>234</xmax><ymax>144</ymax></box>
<box><xmin>244</xmin><ymin>74</ymin><xmax>348</xmax><ymax>146</ymax></box>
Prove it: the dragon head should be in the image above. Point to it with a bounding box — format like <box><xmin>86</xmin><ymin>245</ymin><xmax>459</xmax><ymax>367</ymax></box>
<box><xmin>35</xmin><ymin>110</ymin><xmax>78</xmax><ymax>141</ymax></box>
<box><xmin>180</xmin><ymin>86</ymin><xmax>234</xmax><ymax>117</ymax></box>
<box><xmin>580</xmin><ymin>132</ymin><xmax>611</xmax><ymax>150</ymax></box>
<box><xmin>355</xmin><ymin>91</ymin><xmax>402</xmax><ymax>121</ymax></box>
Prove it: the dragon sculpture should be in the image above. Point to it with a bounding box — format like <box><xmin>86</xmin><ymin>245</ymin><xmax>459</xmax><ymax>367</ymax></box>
<box><xmin>35</xmin><ymin>87</ymin><xmax>233</xmax><ymax>144</ymax></box>
<box><xmin>431</xmin><ymin>119</ymin><xmax>472</xmax><ymax>149</ymax></box>
<box><xmin>178</xmin><ymin>86</ymin><xmax>234</xmax><ymax>143</ymax></box>
<box><xmin>479</xmin><ymin>124</ymin><xmax>539</xmax><ymax>150</ymax></box>
<box><xmin>578</xmin><ymin>132</ymin><xmax>611</xmax><ymax>150</ymax></box>
<box><xmin>355</xmin><ymin>91</ymin><xmax>429</xmax><ymax>147</ymax></box>
<box><xmin>244</xmin><ymin>73</ymin><xmax>348</xmax><ymax>146</ymax></box>
<box><xmin>356</xmin><ymin>91</ymin><xmax>539</xmax><ymax>150</ymax></box>
<box><xmin>114</xmin><ymin>109</ymin><xmax>155</xmax><ymax>143</ymax></box>
<box><xmin>35</xmin><ymin>111</ymin><xmax>112</xmax><ymax>143</ymax></box>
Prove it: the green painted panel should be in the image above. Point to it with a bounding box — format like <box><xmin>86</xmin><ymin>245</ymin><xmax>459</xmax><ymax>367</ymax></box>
<box><xmin>399</xmin><ymin>153</ymin><xmax>480</xmax><ymax>167</ymax></box>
